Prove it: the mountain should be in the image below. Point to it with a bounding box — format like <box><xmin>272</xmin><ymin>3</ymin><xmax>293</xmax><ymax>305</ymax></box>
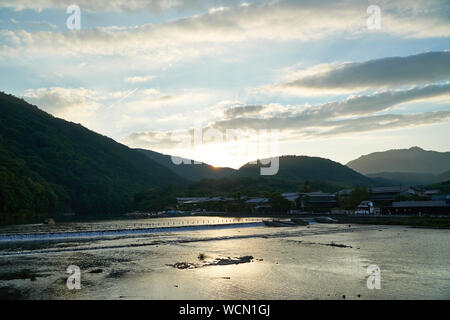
<box><xmin>438</xmin><ymin>171</ymin><xmax>450</xmax><ymax>182</ymax></box>
<box><xmin>347</xmin><ymin>147</ymin><xmax>450</xmax><ymax>174</ymax></box>
<box><xmin>366</xmin><ymin>172</ymin><xmax>439</xmax><ymax>186</ymax></box>
<box><xmin>0</xmin><ymin>92</ymin><xmax>185</xmax><ymax>224</ymax></box>
<box><xmin>425</xmin><ymin>180</ymin><xmax>450</xmax><ymax>194</ymax></box>
<box><xmin>235</xmin><ymin>155</ymin><xmax>375</xmax><ymax>188</ymax></box>
<box><xmin>136</xmin><ymin>149</ymin><xmax>235</xmax><ymax>181</ymax></box>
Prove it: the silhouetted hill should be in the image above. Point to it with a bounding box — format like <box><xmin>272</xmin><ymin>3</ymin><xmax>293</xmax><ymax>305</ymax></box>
<box><xmin>235</xmin><ymin>155</ymin><xmax>375</xmax><ymax>187</ymax></box>
<box><xmin>136</xmin><ymin>149</ymin><xmax>235</xmax><ymax>181</ymax></box>
<box><xmin>438</xmin><ymin>171</ymin><xmax>450</xmax><ymax>182</ymax></box>
<box><xmin>347</xmin><ymin>147</ymin><xmax>450</xmax><ymax>174</ymax></box>
<box><xmin>0</xmin><ymin>92</ymin><xmax>185</xmax><ymax>224</ymax></box>
<box><xmin>366</xmin><ymin>172</ymin><xmax>439</xmax><ymax>186</ymax></box>
<box><xmin>425</xmin><ymin>180</ymin><xmax>450</xmax><ymax>194</ymax></box>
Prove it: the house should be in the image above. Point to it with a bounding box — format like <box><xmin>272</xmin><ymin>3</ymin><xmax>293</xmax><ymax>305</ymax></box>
<box><xmin>408</xmin><ymin>187</ymin><xmax>441</xmax><ymax>198</ymax></box>
<box><xmin>388</xmin><ymin>199</ymin><xmax>450</xmax><ymax>215</ymax></box>
<box><xmin>281</xmin><ymin>192</ymin><xmax>300</xmax><ymax>202</ymax></box>
<box><xmin>299</xmin><ymin>192</ymin><xmax>337</xmax><ymax>210</ymax></box>
<box><xmin>281</xmin><ymin>192</ymin><xmax>301</xmax><ymax>208</ymax></box>
<box><xmin>355</xmin><ymin>200</ymin><xmax>375</xmax><ymax>215</ymax></box>
<box><xmin>245</xmin><ymin>197</ymin><xmax>269</xmax><ymax>204</ymax></box>
<box><xmin>245</xmin><ymin>198</ymin><xmax>271</xmax><ymax>213</ymax></box>
<box><xmin>369</xmin><ymin>186</ymin><xmax>409</xmax><ymax>202</ymax></box>
<box><xmin>176</xmin><ymin>197</ymin><xmax>209</xmax><ymax>205</ymax></box>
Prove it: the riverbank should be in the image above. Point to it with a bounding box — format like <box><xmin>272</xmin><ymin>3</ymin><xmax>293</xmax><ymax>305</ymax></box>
<box><xmin>192</xmin><ymin>212</ymin><xmax>450</xmax><ymax>229</ymax></box>
<box><xmin>325</xmin><ymin>215</ymin><xmax>450</xmax><ymax>229</ymax></box>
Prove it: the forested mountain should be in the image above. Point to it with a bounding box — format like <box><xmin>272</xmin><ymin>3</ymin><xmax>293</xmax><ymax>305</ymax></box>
<box><xmin>235</xmin><ymin>155</ymin><xmax>375</xmax><ymax>187</ymax></box>
<box><xmin>0</xmin><ymin>92</ymin><xmax>185</xmax><ymax>224</ymax></box>
<box><xmin>347</xmin><ymin>147</ymin><xmax>450</xmax><ymax>174</ymax></box>
<box><xmin>438</xmin><ymin>171</ymin><xmax>450</xmax><ymax>182</ymax></box>
<box><xmin>366</xmin><ymin>172</ymin><xmax>439</xmax><ymax>186</ymax></box>
<box><xmin>137</xmin><ymin>148</ymin><xmax>235</xmax><ymax>181</ymax></box>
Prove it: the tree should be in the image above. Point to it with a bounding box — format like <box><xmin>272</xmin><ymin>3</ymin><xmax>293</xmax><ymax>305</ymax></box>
<box><xmin>299</xmin><ymin>181</ymin><xmax>317</xmax><ymax>193</ymax></box>
<box><xmin>340</xmin><ymin>186</ymin><xmax>369</xmax><ymax>209</ymax></box>
<box><xmin>268</xmin><ymin>193</ymin><xmax>291</xmax><ymax>213</ymax></box>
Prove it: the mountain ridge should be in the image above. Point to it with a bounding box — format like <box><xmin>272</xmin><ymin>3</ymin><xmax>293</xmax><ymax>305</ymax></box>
<box><xmin>346</xmin><ymin>146</ymin><xmax>450</xmax><ymax>174</ymax></box>
<box><xmin>235</xmin><ymin>155</ymin><xmax>376</xmax><ymax>186</ymax></box>
<box><xmin>136</xmin><ymin>148</ymin><xmax>236</xmax><ymax>181</ymax></box>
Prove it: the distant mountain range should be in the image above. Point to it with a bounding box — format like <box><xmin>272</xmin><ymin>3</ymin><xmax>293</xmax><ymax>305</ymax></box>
<box><xmin>366</xmin><ymin>172</ymin><xmax>440</xmax><ymax>186</ymax></box>
<box><xmin>1</xmin><ymin>92</ymin><xmax>449</xmax><ymax>224</ymax></box>
<box><xmin>138</xmin><ymin>150</ymin><xmax>375</xmax><ymax>188</ymax></box>
<box><xmin>347</xmin><ymin>147</ymin><xmax>450</xmax><ymax>176</ymax></box>
<box><xmin>439</xmin><ymin>171</ymin><xmax>450</xmax><ymax>182</ymax></box>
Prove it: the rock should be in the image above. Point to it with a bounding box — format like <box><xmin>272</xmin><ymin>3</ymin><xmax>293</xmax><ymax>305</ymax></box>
<box><xmin>167</xmin><ymin>262</ymin><xmax>195</xmax><ymax>269</ymax></box>
<box><xmin>213</xmin><ymin>256</ymin><xmax>253</xmax><ymax>266</ymax></box>
<box><xmin>89</xmin><ymin>269</ymin><xmax>103</xmax><ymax>274</ymax></box>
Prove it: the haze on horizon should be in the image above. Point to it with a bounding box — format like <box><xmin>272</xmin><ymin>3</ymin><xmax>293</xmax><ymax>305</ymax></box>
<box><xmin>0</xmin><ymin>0</ymin><xmax>449</xmax><ymax>169</ymax></box>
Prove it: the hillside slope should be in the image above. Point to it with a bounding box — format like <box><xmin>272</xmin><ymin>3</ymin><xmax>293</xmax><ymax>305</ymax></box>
<box><xmin>235</xmin><ymin>155</ymin><xmax>376</xmax><ymax>187</ymax></box>
<box><xmin>438</xmin><ymin>171</ymin><xmax>450</xmax><ymax>182</ymax></box>
<box><xmin>347</xmin><ymin>147</ymin><xmax>450</xmax><ymax>174</ymax></box>
<box><xmin>0</xmin><ymin>92</ymin><xmax>184</xmax><ymax>224</ymax></box>
<box><xmin>136</xmin><ymin>149</ymin><xmax>235</xmax><ymax>181</ymax></box>
<box><xmin>366</xmin><ymin>172</ymin><xmax>439</xmax><ymax>186</ymax></box>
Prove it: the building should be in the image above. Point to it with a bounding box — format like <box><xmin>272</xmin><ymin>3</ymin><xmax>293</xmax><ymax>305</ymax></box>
<box><xmin>355</xmin><ymin>200</ymin><xmax>375</xmax><ymax>215</ymax></box>
<box><xmin>281</xmin><ymin>192</ymin><xmax>300</xmax><ymax>202</ymax></box>
<box><xmin>387</xmin><ymin>198</ymin><xmax>450</xmax><ymax>215</ymax></box>
<box><xmin>369</xmin><ymin>186</ymin><xmax>409</xmax><ymax>202</ymax></box>
<box><xmin>176</xmin><ymin>197</ymin><xmax>209</xmax><ymax>205</ymax></box>
<box><xmin>299</xmin><ymin>192</ymin><xmax>337</xmax><ymax>210</ymax></box>
<box><xmin>281</xmin><ymin>192</ymin><xmax>301</xmax><ymax>208</ymax></box>
<box><xmin>245</xmin><ymin>198</ymin><xmax>271</xmax><ymax>212</ymax></box>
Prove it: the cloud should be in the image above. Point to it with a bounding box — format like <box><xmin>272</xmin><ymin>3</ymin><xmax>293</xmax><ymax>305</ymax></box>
<box><xmin>28</xmin><ymin>21</ymin><xmax>57</xmax><ymax>30</ymax></box>
<box><xmin>121</xmin><ymin>84</ymin><xmax>450</xmax><ymax>152</ymax></box>
<box><xmin>124</xmin><ymin>75</ymin><xmax>155</xmax><ymax>84</ymax></box>
<box><xmin>210</xmin><ymin>84</ymin><xmax>450</xmax><ymax>134</ymax></box>
<box><xmin>122</xmin><ymin>131</ymin><xmax>180</xmax><ymax>149</ymax></box>
<box><xmin>271</xmin><ymin>51</ymin><xmax>450</xmax><ymax>95</ymax></box>
<box><xmin>22</xmin><ymin>87</ymin><xmax>105</xmax><ymax>127</ymax></box>
<box><xmin>0</xmin><ymin>0</ymin><xmax>206</xmax><ymax>13</ymax></box>
<box><xmin>313</xmin><ymin>111</ymin><xmax>450</xmax><ymax>137</ymax></box>
<box><xmin>224</xmin><ymin>104</ymin><xmax>265</xmax><ymax>118</ymax></box>
<box><xmin>1</xmin><ymin>1</ymin><xmax>449</xmax><ymax>63</ymax></box>
<box><xmin>23</xmin><ymin>87</ymin><xmax>101</xmax><ymax>114</ymax></box>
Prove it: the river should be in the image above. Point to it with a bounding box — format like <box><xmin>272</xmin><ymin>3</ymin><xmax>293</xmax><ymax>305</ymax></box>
<box><xmin>0</xmin><ymin>216</ymin><xmax>449</xmax><ymax>299</ymax></box>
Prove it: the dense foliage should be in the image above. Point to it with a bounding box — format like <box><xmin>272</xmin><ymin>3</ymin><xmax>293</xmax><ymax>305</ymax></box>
<box><xmin>236</xmin><ymin>156</ymin><xmax>376</xmax><ymax>186</ymax></box>
<box><xmin>0</xmin><ymin>92</ymin><xmax>185</xmax><ymax>225</ymax></box>
<box><xmin>338</xmin><ymin>186</ymin><xmax>370</xmax><ymax>210</ymax></box>
<box><xmin>425</xmin><ymin>180</ymin><xmax>450</xmax><ymax>194</ymax></box>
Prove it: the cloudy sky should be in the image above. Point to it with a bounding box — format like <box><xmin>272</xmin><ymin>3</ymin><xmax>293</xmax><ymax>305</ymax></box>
<box><xmin>0</xmin><ymin>0</ymin><xmax>449</xmax><ymax>168</ymax></box>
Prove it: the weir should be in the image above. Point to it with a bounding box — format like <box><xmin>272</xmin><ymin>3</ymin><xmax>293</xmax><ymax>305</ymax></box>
<box><xmin>0</xmin><ymin>221</ymin><xmax>265</xmax><ymax>242</ymax></box>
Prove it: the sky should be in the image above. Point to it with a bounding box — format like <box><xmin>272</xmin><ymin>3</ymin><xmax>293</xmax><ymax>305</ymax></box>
<box><xmin>0</xmin><ymin>0</ymin><xmax>449</xmax><ymax>168</ymax></box>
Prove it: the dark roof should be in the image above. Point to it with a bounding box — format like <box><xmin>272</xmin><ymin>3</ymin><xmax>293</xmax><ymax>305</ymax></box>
<box><xmin>371</xmin><ymin>186</ymin><xmax>408</xmax><ymax>193</ymax></box>
<box><xmin>392</xmin><ymin>200</ymin><xmax>448</xmax><ymax>208</ymax></box>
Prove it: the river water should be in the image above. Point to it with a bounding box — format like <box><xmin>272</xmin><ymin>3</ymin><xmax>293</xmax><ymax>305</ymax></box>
<box><xmin>0</xmin><ymin>216</ymin><xmax>449</xmax><ymax>299</ymax></box>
